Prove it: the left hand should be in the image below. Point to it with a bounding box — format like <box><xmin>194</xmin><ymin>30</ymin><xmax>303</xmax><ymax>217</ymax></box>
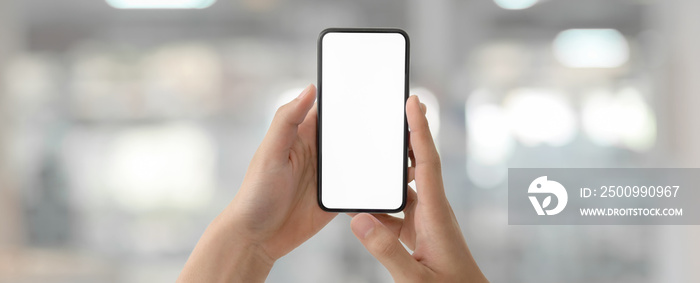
<box><xmin>178</xmin><ymin>84</ymin><xmax>337</xmax><ymax>282</ymax></box>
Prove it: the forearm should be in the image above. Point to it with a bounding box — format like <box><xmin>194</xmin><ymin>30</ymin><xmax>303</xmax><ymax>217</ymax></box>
<box><xmin>177</xmin><ymin>215</ymin><xmax>274</xmax><ymax>283</ymax></box>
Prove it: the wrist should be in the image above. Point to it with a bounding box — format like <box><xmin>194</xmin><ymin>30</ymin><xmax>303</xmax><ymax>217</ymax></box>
<box><xmin>178</xmin><ymin>215</ymin><xmax>275</xmax><ymax>283</ymax></box>
<box><xmin>211</xmin><ymin>214</ymin><xmax>276</xmax><ymax>281</ymax></box>
<box><xmin>227</xmin><ymin>239</ymin><xmax>275</xmax><ymax>282</ymax></box>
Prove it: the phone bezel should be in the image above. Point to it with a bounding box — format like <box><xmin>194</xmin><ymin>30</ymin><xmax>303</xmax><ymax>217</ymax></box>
<box><xmin>317</xmin><ymin>28</ymin><xmax>410</xmax><ymax>213</ymax></box>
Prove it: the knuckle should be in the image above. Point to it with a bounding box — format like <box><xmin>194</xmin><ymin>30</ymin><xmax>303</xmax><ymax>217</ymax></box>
<box><xmin>418</xmin><ymin>154</ymin><xmax>441</xmax><ymax>169</ymax></box>
<box><xmin>274</xmin><ymin>104</ymin><xmax>289</xmax><ymax>118</ymax></box>
<box><xmin>379</xmin><ymin>242</ymin><xmax>399</xmax><ymax>258</ymax></box>
<box><xmin>274</xmin><ymin>104</ymin><xmax>296</xmax><ymax>124</ymax></box>
<box><xmin>371</xmin><ymin>235</ymin><xmax>399</xmax><ymax>258</ymax></box>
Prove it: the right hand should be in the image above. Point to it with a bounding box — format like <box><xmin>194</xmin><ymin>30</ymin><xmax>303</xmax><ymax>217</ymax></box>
<box><xmin>350</xmin><ymin>95</ymin><xmax>489</xmax><ymax>283</ymax></box>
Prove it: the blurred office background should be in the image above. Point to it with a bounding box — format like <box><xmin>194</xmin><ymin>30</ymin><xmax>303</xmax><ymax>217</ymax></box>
<box><xmin>1</xmin><ymin>0</ymin><xmax>700</xmax><ymax>282</ymax></box>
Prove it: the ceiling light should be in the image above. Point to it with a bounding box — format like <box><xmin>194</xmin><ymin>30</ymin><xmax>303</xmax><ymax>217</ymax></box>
<box><xmin>106</xmin><ymin>0</ymin><xmax>216</xmax><ymax>9</ymax></box>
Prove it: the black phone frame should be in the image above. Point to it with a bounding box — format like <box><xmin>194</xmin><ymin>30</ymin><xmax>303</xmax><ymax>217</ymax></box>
<box><xmin>317</xmin><ymin>28</ymin><xmax>410</xmax><ymax>213</ymax></box>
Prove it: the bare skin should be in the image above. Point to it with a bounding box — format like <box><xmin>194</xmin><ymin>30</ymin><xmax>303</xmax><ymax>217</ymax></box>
<box><xmin>178</xmin><ymin>84</ymin><xmax>336</xmax><ymax>282</ymax></box>
<box><xmin>177</xmin><ymin>85</ymin><xmax>488</xmax><ymax>283</ymax></box>
<box><xmin>350</xmin><ymin>95</ymin><xmax>489</xmax><ymax>283</ymax></box>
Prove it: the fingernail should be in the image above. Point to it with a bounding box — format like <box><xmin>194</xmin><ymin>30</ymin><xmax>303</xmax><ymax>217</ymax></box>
<box><xmin>297</xmin><ymin>84</ymin><xmax>313</xmax><ymax>99</ymax></box>
<box><xmin>352</xmin><ymin>214</ymin><xmax>375</xmax><ymax>239</ymax></box>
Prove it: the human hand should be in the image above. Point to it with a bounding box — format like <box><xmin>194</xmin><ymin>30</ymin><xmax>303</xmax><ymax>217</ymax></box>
<box><xmin>178</xmin><ymin>84</ymin><xmax>337</xmax><ymax>282</ymax></box>
<box><xmin>350</xmin><ymin>95</ymin><xmax>488</xmax><ymax>283</ymax></box>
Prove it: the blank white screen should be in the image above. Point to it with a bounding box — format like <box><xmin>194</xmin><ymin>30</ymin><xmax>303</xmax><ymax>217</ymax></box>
<box><xmin>320</xmin><ymin>32</ymin><xmax>406</xmax><ymax>210</ymax></box>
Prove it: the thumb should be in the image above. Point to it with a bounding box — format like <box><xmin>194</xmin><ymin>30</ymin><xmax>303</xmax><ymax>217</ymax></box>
<box><xmin>351</xmin><ymin>213</ymin><xmax>420</xmax><ymax>280</ymax></box>
<box><xmin>261</xmin><ymin>84</ymin><xmax>316</xmax><ymax>159</ymax></box>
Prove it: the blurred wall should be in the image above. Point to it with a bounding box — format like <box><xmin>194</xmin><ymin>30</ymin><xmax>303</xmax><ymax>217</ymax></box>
<box><xmin>656</xmin><ymin>0</ymin><xmax>700</xmax><ymax>282</ymax></box>
<box><xmin>1</xmin><ymin>0</ymin><xmax>699</xmax><ymax>282</ymax></box>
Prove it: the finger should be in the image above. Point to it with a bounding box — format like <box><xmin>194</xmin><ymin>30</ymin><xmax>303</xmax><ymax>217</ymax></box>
<box><xmin>407</xmin><ymin>133</ymin><xmax>415</xmax><ymax>168</ymax></box>
<box><xmin>261</xmin><ymin>84</ymin><xmax>316</xmax><ymax>160</ymax></box>
<box><xmin>349</xmin><ymin>213</ymin><xmax>403</xmax><ymax>235</ymax></box>
<box><xmin>347</xmin><ymin>188</ymin><xmax>418</xmax><ymax>250</ymax></box>
<box><xmin>370</xmin><ymin>186</ymin><xmax>417</xmax><ymax>235</ymax></box>
<box><xmin>376</xmin><ymin>187</ymin><xmax>418</xmax><ymax>250</ymax></box>
<box><xmin>406</xmin><ymin>95</ymin><xmax>445</xmax><ymax>205</ymax></box>
<box><xmin>298</xmin><ymin>103</ymin><xmax>318</xmax><ymax>142</ymax></box>
<box><xmin>371</xmin><ymin>214</ymin><xmax>403</xmax><ymax>236</ymax></box>
<box><xmin>408</xmin><ymin>167</ymin><xmax>415</xmax><ymax>183</ymax></box>
<box><xmin>406</xmin><ymin>101</ymin><xmax>425</xmax><ymax>167</ymax></box>
<box><xmin>351</xmin><ymin>213</ymin><xmax>421</xmax><ymax>280</ymax></box>
<box><xmin>401</xmin><ymin>186</ymin><xmax>418</xmax><ymax>250</ymax></box>
<box><xmin>301</xmin><ymin>102</ymin><xmax>318</xmax><ymax>131</ymax></box>
<box><xmin>407</xmin><ymin>183</ymin><xmax>417</xmax><ymax>207</ymax></box>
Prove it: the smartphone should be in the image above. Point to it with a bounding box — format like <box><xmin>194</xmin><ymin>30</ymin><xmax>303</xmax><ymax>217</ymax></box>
<box><xmin>317</xmin><ymin>28</ymin><xmax>409</xmax><ymax>212</ymax></box>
